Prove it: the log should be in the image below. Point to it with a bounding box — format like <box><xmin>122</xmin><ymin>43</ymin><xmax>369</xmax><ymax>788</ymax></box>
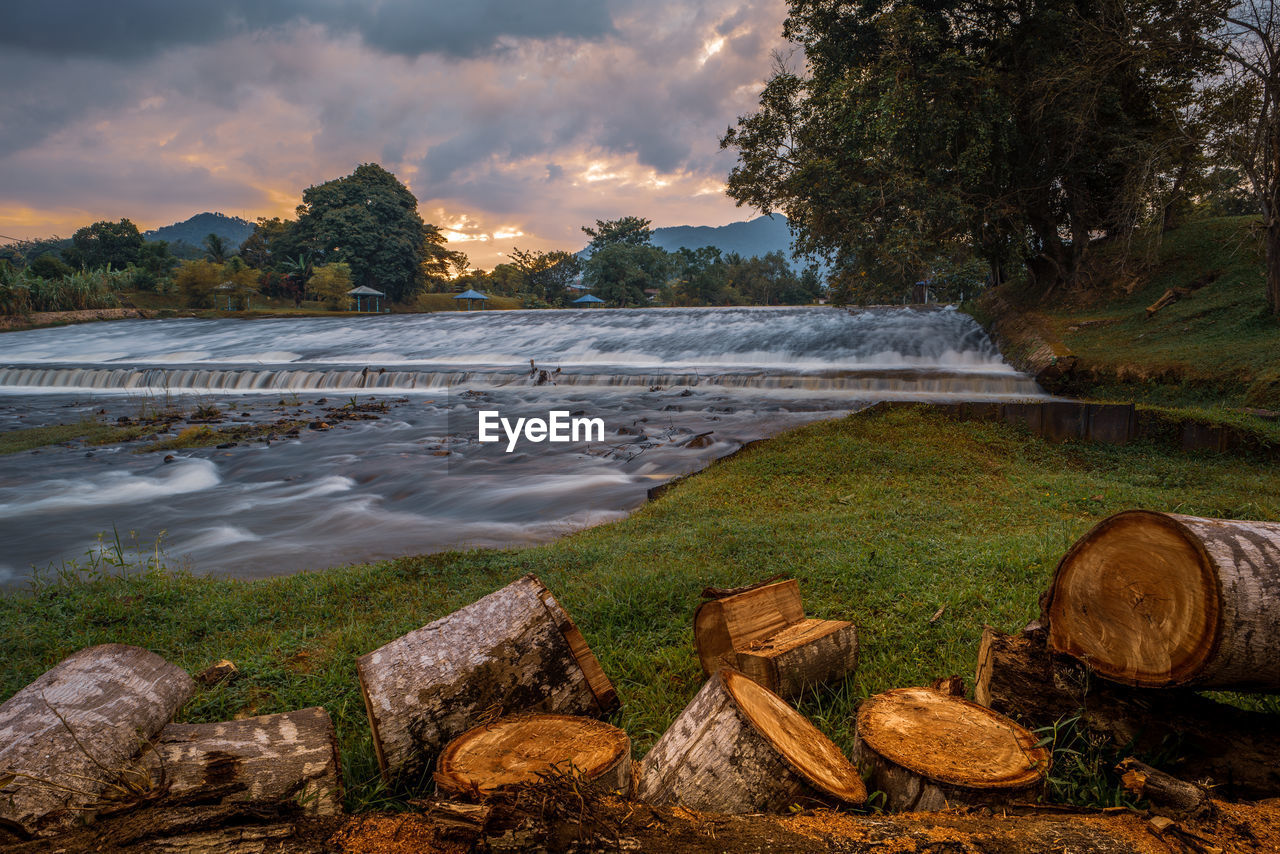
<box><xmin>636</xmin><ymin>668</ymin><xmax>865</xmax><ymax>814</ymax></box>
<box><xmin>0</xmin><ymin>644</ymin><xmax>194</xmax><ymax>839</ymax></box>
<box><xmin>975</xmin><ymin>625</ymin><xmax>1280</xmax><ymax>799</ymax></box>
<box><xmin>133</xmin><ymin>707</ymin><xmax>343</xmax><ymax>816</ymax></box>
<box><xmin>693</xmin><ymin>579</ymin><xmax>858</xmax><ymax>698</ymax></box>
<box><xmin>852</xmin><ymin>687</ymin><xmax>1049</xmax><ymax>811</ymax></box>
<box><xmin>1116</xmin><ymin>758</ymin><xmax>1214</xmax><ymax>820</ymax></box>
<box><xmin>1045</xmin><ymin>510</ymin><xmax>1280</xmax><ymax>689</ymax></box>
<box><xmin>434</xmin><ymin>714</ymin><xmax>630</xmax><ymax>799</ymax></box>
<box><xmin>356</xmin><ymin>574</ymin><xmax>618</xmax><ymax>784</ymax></box>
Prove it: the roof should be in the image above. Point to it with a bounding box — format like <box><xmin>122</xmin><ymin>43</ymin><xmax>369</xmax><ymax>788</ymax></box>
<box><xmin>454</xmin><ymin>289</ymin><xmax>490</xmax><ymax>300</ymax></box>
<box><xmin>347</xmin><ymin>285</ymin><xmax>386</xmax><ymax>296</ymax></box>
<box><xmin>572</xmin><ymin>294</ymin><xmax>605</xmax><ymax>304</ymax></box>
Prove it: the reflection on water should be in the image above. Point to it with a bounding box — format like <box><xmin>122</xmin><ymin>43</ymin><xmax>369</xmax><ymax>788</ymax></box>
<box><xmin>0</xmin><ymin>307</ymin><xmax>1043</xmax><ymax>585</ymax></box>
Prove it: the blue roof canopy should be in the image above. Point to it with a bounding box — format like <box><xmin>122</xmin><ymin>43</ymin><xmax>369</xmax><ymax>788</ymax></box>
<box><xmin>454</xmin><ymin>289</ymin><xmax>489</xmax><ymax>300</ymax></box>
<box><xmin>572</xmin><ymin>294</ymin><xmax>605</xmax><ymax>304</ymax></box>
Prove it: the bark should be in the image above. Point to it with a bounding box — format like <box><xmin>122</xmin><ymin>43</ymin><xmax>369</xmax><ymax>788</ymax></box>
<box><xmin>434</xmin><ymin>715</ymin><xmax>631</xmax><ymax>799</ymax></box>
<box><xmin>635</xmin><ymin>669</ymin><xmax>865</xmax><ymax>814</ymax></box>
<box><xmin>133</xmin><ymin>708</ymin><xmax>343</xmax><ymax>816</ymax></box>
<box><xmin>1116</xmin><ymin>758</ymin><xmax>1214</xmax><ymax>821</ymax></box>
<box><xmin>852</xmin><ymin>687</ymin><xmax>1049</xmax><ymax>812</ymax></box>
<box><xmin>357</xmin><ymin>575</ymin><xmax>617</xmax><ymax>785</ymax></box>
<box><xmin>0</xmin><ymin>644</ymin><xmax>194</xmax><ymax>839</ymax></box>
<box><xmin>1045</xmin><ymin>510</ymin><xmax>1280</xmax><ymax>689</ymax></box>
<box><xmin>975</xmin><ymin>626</ymin><xmax>1280</xmax><ymax>799</ymax></box>
<box><xmin>1267</xmin><ymin>220</ymin><xmax>1280</xmax><ymax>315</ymax></box>
<box><xmin>693</xmin><ymin>579</ymin><xmax>857</xmax><ymax>699</ymax></box>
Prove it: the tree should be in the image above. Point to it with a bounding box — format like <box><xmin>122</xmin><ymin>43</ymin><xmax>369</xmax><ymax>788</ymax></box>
<box><xmin>27</xmin><ymin>254</ymin><xmax>73</xmax><ymax>280</ymax></box>
<box><xmin>673</xmin><ymin>246</ymin><xmax>729</xmax><ymax>305</ymax></box>
<box><xmin>308</xmin><ymin>263</ymin><xmax>354</xmax><ymax>309</ymax></box>
<box><xmin>583</xmin><ymin>243</ymin><xmax>672</xmax><ymax>306</ymax></box>
<box><xmin>203</xmin><ymin>233</ymin><xmax>231</xmax><ymax>263</ymax></box>
<box><xmin>511</xmin><ymin>248</ymin><xmax>582</xmax><ymax>305</ymax></box>
<box><xmin>173</xmin><ymin>260</ymin><xmax>222</xmax><ymax>308</ymax></box>
<box><xmin>581</xmin><ymin>217</ymin><xmax>654</xmax><ymax>253</ymax></box>
<box><xmin>67</xmin><ymin>219</ymin><xmax>143</xmax><ymax>270</ymax></box>
<box><xmin>722</xmin><ymin>0</ymin><xmax>1225</xmax><ymax>297</ymax></box>
<box><xmin>287</xmin><ymin>163</ymin><xmax>460</xmax><ymax>302</ymax></box>
<box><xmin>1205</xmin><ymin>0</ymin><xmax>1280</xmax><ymax>313</ymax></box>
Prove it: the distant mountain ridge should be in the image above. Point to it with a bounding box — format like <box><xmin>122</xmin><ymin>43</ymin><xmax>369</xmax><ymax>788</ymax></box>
<box><xmin>650</xmin><ymin>214</ymin><xmax>795</xmax><ymax>261</ymax></box>
<box><xmin>144</xmin><ymin>212</ymin><xmax>254</xmax><ymax>249</ymax></box>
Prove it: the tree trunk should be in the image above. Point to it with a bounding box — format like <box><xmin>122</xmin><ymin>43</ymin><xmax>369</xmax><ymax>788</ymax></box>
<box><xmin>356</xmin><ymin>574</ymin><xmax>617</xmax><ymax>785</ymax></box>
<box><xmin>1267</xmin><ymin>219</ymin><xmax>1280</xmax><ymax>315</ymax></box>
<box><xmin>134</xmin><ymin>707</ymin><xmax>343</xmax><ymax>817</ymax></box>
<box><xmin>1044</xmin><ymin>510</ymin><xmax>1280</xmax><ymax>689</ymax></box>
<box><xmin>636</xmin><ymin>669</ymin><xmax>865</xmax><ymax>814</ymax></box>
<box><xmin>1116</xmin><ymin>758</ymin><xmax>1214</xmax><ymax>821</ymax></box>
<box><xmin>851</xmin><ymin>687</ymin><xmax>1049</xmax><ymax>812</ymax></box>
<box><xmin>693</xmin><ymin>578</ymin><xmax>857</xmax><ymax>699</ymax></box>
<box><xmin>0</xmin><ymin>644</ymin><xmax>194</xmax><ymax>839</ymax></box>
<box><xmin>975</xmin><ymin>626</ymin><xmax>1280</xmax><ymax>799</ymax></box>
<box><xmin>434</xmin><ymin>714</ymin><xmax>630</xmax><ymax>799</ymax></box>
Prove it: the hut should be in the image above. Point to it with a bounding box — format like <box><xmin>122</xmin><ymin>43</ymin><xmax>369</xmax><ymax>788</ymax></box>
<box><xmin>572</xmin><ymin>293</ymin><xmax>605</xmax><ymax>308</ymax></box>
<box><xmin>454</xmin><ymin>288</ymin><xmax>490</xmax><ymax>311</ymax></box>
<box><xmin>347</xmin><ymin>285</ymin><xmax>386</xmax><ymax>313</ymax></box>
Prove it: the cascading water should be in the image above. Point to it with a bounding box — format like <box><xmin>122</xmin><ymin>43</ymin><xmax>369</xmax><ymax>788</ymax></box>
<box><xmin>0</xmin><ymin>307</ymin><xmax>1041</xmax><ymax>585</ymax></box>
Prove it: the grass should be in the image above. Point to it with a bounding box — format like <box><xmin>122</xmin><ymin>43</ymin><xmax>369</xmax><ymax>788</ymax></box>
<box><xmin>0</xmin><ymin>420</ymin><xmax>155</xmax><ymax>455</ymax></box>
<box><xmin>3</xmin><ymin>405</ymin><xmax>1278</xmax><ymax>810</ymax></box>
<box><xmin>981</xmin><ymin>216</ymin><xmax>1278</xmax><ymax>408</ymax></box>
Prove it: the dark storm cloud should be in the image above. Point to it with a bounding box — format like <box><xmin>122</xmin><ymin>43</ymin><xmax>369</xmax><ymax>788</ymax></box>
<box><xmin>1</xmin><ymin>1</ymin><xmax>618</xmax><ymax>60</ymax></box>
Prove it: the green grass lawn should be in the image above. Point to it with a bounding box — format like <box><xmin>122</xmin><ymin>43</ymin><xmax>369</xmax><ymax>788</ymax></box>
<box><xmin>3</xmin><ymin>406</ymin><xmax>1278</xmax><ymax>810</ymax></box>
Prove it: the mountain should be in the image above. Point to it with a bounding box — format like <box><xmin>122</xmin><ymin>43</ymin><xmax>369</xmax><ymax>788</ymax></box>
<box><xmin>650</xmin><ymin>214</ymin><xmax>795</xmax><ymax>260</ymax></box>
<box><xmin>144</xmin><ymin>212</ymin><xmax>255</xmax><ymax>251</ymax></box>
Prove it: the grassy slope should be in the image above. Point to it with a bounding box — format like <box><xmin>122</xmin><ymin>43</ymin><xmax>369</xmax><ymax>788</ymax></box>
<box><xmin>3</xmin><ymin>406</ymin><xmax>1278</xmax><ymax>808</ymax></box>
<box><xmin>987</xmin><ymin>216</ymin><xmax>1277</xmax><ymax>407</ymax></box>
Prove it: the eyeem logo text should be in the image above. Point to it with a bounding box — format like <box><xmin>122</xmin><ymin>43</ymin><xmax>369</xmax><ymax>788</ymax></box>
<box><xmin>478</xmin><ymin>410</ymin><xmax>605</xmax><ymax>452</ymax></box>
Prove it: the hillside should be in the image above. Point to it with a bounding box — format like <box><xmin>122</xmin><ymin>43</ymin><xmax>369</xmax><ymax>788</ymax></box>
<box><xmin>144</xmin><ymin>212</ymin><xmax>254</xmax><ymax>252</ymax></box>
<box><xmin>977</xmin><ymin>216</ymin><xmax>1279</xmax><ymax>409</ymax></box>
<box><xmin>651</xmin><ymin>214</ymin><xmax>794</xmax><ymax>260</ymax></box>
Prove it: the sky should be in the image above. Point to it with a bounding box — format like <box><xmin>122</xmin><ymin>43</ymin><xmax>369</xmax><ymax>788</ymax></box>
<box><xmin>0</xmin><ymin>1</ymin><xmax>791</xmax><ymax>269</ymax></box>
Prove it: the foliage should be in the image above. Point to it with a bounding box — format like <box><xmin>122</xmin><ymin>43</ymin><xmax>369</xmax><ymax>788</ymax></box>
<box><xmin>202</xmin><ymin>233</ymin><xmax>231</xmax><ymax>264</ymax></box>
<box><xmin>309</xmin><ymin>262</ymin><xmax>354</xmax><ymax>309</ymax></box>
<box><xmin>583</xmin><ymin>243</ymin><xmax>672</xmax><ymax>306</ymax></box>
<box><xmin>510</xmin><ymin>248</ymin><xmax>581</xmax><ymax>305</ymax></box>
<box><xmin>27</xmin><ymin>254</ymin><xmax>73</xmax><ymax>280</ymax></box>
<box><xmin>286</xmin><ymin>163</ymin><xmax>461</xmax><ymax>302</ymax></box>
<box><xmin>4</xmin><ymin>407</ymin><xmax>1279</xmax><ymax>810</ymax></box>
<box><xmin>0</xmin><ymin>265</ymin><xmax>122</xmax><ymax>314</ymax></box>
<box><xmin>173</xmin><ymin>260</ymin><xmax>226</xmax><ymax>309</ymax></box>
<box><xmin>66</xmin><ymin>219</ymin><xmax>144</xmax><ymax>271</ymax></box>
<box><xmin>723</xmin><ymin>0</ymin><xmax>1227</xmax><ymax>298</ymax></box>
<box><xmin>581</xmin><ymin>216</ymin><xmax>654</xmax><ymax>253</ymax></box>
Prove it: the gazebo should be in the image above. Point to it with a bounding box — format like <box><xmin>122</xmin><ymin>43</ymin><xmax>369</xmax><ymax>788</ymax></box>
<box><xmin>454</xmin><ymin>288</ymin><xmax>490</xmax><ymax>311</ymax></box>
<box><xmin>347</xmin><ymin>285</ymin><xmax>386</xmax><ymax>313</ymax></box>
<box><xmin>215</xmin><ymin>281</ymin><xmax>256</xmax><ymax>311</ymax></box>
<box><xmin>572</xmin><ymin>293</ymin><xmax>605</xmax><ymax>308</ymax></box>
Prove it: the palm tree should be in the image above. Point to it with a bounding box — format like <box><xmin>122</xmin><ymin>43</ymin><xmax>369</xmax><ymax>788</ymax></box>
<box><xmin>203</xmin><ymin>233</ymin><xmax>230</xmax><ymax>264</ymax></box>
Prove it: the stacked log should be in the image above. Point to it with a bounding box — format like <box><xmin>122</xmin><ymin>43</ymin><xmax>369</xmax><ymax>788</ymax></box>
<box><xmin>357</xmin><ymin>575</ymin><xmax>618</xmax><ymax>784</ymax></box>
<box><xmin>435</xmin><ymin>714</ymin><xmax>631</xmax><ymax>799</ymax></box>
<box><xmin>0</xmin><ymin>644</ymin><xmax>194</xmax><ymax>838</ymax></box>
<box><xmin>852</xmin><ymin>687</ymin><xmax>1050</xmax><ymax>811</ymax></box>
<box><xmin>694</xmin><ymin>579</ymin><xmax>858</xmax><ymax>698</ymax></box>
<box><xmin>1044</xmin><ymin>510</ymin><xmax>1280</xmax><ymax>689</ymax></box>
<box><xmin>636</xmin><ymin>669</ymin><xmax>866</xmax><ymax>814</ymax></box>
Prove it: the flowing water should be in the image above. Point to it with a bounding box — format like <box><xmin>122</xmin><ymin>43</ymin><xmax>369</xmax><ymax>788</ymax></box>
<box><xmin>0</xmin><ymin>306</ymin><xmax>1042</xmax><ymax>586</ymax></box>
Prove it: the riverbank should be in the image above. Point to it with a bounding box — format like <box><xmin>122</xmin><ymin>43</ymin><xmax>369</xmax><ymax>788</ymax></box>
<box><xmin>4</xmin><ymin>404</ymin><xmax>1277</xmax><ymax>810</ymax></box>
<box><xmin>973</xmin><ymin>215</ymin><xmax>1279</xmax><ymax>411</ymax></box>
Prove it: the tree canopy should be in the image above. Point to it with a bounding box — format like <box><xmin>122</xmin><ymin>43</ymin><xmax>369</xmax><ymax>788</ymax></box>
<box><xmin>66</xmin><ymin>219</ymin><xmax>143</xmax><ymax>271</ymax></box>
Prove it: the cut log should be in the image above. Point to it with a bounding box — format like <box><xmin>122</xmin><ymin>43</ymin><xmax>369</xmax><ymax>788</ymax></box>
<box><xmin>435</xmin><ymin>714</ymin><xmax>630</xmax><ymax>799</ymax></box>
<box><xmin>357</xmin><ymin>574</ymin><xmax>618</xmax><ymax>785</ymax></box>
<box><xmin>693</xmin><ymin>578</ymin><xmax>857</xmax><ymax>698</ymax></box>
<box><xmin>1116</xmin><ymin>758</ymin><xmax>1214</xmax><ymax>820</ymax></box>
<box><xmin>975</xmin><ymin>626</ymin><xmax>1280</xmax><ymax>799</ymax></box>
<box><xmin>852</xmin><ymin>687</ymin><xmax>1049</xmax><ymax>812</ymax></box>
<box><xmin>0</xmin><ymin>644</ymin><xmax>194</xmax><ymax>839</ymax></box>
<box><xmin>636</xmin><ymin>668</ymin><xmax>865</xmax><ymax>814</ymax></box>
<box><xmin>132</xmin><ymin>707</ymin><xmax>343</xmax><ymax>816</ymax></box>
<box><xmin>1045</xmin><ymin>510</ymin><xmax>1280</xmax><ymax>689</ymax></box>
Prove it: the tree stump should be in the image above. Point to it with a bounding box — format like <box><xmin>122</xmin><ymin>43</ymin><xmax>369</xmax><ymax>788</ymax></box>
<box><xmin>135</xmin><ymin>707</ymin><xmax>343</xmax><ymax>816</ymax></box>
<box><xmin>853</xmin><ymin>687</ymin><xmax>1049</xmax><ymax>812</ymax></box>
<box><xmin>357</xmin><ymin>574</ymin><xmax>618</xmax><ymax>785</ymax></box>
<box><xmin>435</xmin><ymin>715</ymin><xmax>631</xmax><ymax>799</ymax></box>
<box><xmin>1045</xmin><ymin>510</ymin><xmax>1280</xmax><ymax>689</ymax></box>
<box><xmin>975</xmin><ymin>625</ymin><xmax>1280</xmax><ymax>799</ymax></box>
<box><xmin>694</xmin><ymin>579</ymin><xmax>858</xmax><ymax>698</ymax></box>
<box><xmin>0</xmin><ymin>644</ymin><xmax>194</xmax><ymax>839</ymax></box>
<box><xmin>636</xmin><ymin>669</ymin><xmax>866</xmax><ymax>814</ymax></box>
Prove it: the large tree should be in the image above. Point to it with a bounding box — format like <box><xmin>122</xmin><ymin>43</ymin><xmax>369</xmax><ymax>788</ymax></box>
<box><xmin>510</xmin><ymin>248</ymin><xmax>582</xmax><ymax>305</ymax></box>
<box><xmin>722</xmin><ymin>0</ymin><xmax>1225</xmax><ymax>298</ymax></box>
<box><xmin>287</xmin><ymin>163</ymin><xmax>457</xmax><ymax>302</ymax></box>
<box><xmin>1205</xmin><ymin>0</ymin><xmax>1280</xmax><ymax>313</ymax></box>
<box><xmin>66</xmin><ymin>218</ymin><xmax>143</xmax><ymax>271</ymax></box>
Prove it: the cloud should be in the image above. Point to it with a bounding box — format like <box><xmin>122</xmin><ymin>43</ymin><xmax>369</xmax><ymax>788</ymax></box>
<box><xmin>0</xmin><ymin>1</ymin><xmax>790</xmax><ymax>268</ymax></box>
